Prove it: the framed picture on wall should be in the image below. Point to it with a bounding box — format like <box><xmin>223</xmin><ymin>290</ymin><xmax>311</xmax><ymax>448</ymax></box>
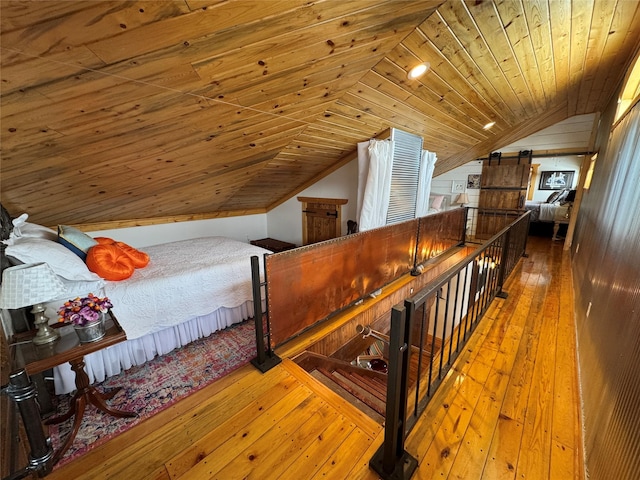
<box><xmin>539</xmin><ymin>170</ymin><xmax>574</xmax><ymax>190</ymax></box>
<box><xmin>467</xmin><ymin>174</ymin><xmax>481</xmax><ymax>189</ymax></box>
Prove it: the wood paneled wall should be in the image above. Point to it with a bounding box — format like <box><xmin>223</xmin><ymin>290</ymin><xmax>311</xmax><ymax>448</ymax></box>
<box><xmin>571</xmin><ymin>88</ymin><xmax>640</xmax><ymax>478</ymax></box>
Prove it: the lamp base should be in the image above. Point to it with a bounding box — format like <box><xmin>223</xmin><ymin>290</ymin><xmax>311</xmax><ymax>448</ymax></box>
<box><xmin>31</xmin><ymin>303</ymin><xmax>60</xmax><ymax>345</ymax></box>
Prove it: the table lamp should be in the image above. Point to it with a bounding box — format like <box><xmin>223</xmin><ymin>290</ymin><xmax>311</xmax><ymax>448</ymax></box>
<box><xmin>454</xmin><ymin>193</ymin><xmax>470</xmax><ymax>207</ymax></box>
<box><xmin>0</xmin><ymin>262</ymin><xmax>67</xmax><ymax>345</ymax></box>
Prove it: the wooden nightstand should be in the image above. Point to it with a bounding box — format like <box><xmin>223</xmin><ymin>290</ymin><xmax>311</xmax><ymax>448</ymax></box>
<box><xmin>10</xmin><ymin>312</ymin><xmax>136</xmax><ymax>464</ymax></box>
<box><xmin>250</xmin><ymin>238</ymin><xmax>297</xmax><ymax>252</ymax></box>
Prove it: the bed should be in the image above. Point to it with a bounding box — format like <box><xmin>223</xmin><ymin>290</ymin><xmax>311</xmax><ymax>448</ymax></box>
<box><xmin>524</xmin><ymin>189</ymin><xmax>575</xmax><ymax>223</ymax></box>
<box><xmin>1</xmin><ymin>210</ymin><xmax>271</xmax><ymax>394</ymax></box>
<box><xmin>427</xmin><ymin>193</ymin><xmax>451</xmax><ymax>214</ymax></box>
<box><xmin>524</xmin><ymin>201</ymin><xmax>570</xmax><ymax>222</ymax></box>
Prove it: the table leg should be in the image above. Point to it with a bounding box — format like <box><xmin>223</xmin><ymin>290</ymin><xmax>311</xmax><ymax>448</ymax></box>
<box><xmin>45</xmin><ymin>356</ymin><xmax>137</xmax><ymax>463</ymax></box>
<box><xmin>49</xmin><ymin>394</ymin><xmax>87</xmax><ymax>465</ymax></box>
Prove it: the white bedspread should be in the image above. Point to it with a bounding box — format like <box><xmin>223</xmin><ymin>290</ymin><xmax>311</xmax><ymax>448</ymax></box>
<box><xmin>107</xmin><ymin>236</ymin><xmax>271</xmax><ymax>340</ymax></box>
<box><xmin>538</xmin><ymin>203</ymin><xmax>558</xmax><ymax>222</ymax></box>
<box><xmin>52</xmin><ymin>236</ymin><xmax>271</xmax><ymax>394</ymax></box>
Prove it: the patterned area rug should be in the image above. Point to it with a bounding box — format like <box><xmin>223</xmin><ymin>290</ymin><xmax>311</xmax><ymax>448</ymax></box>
<box><xmin>48</xmin><ymin>320</ymin><xmax>256</xmax><ymax>469</ymax></box>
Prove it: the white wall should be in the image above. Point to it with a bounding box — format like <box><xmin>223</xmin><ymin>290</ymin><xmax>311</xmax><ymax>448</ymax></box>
<box><xmin>431</xmin><ymin>159</ymin><xmax>483</xmax><ymax>235</ymax></box>
<box><xmin>88</xmin><ymin>214</ymin><xmax>268</xmax><ymax>248</ymax></box>
<box><xmin>430</xmin><ymin>159</ymin><xmax>483</xmax><ymax>208</ymax></box>
<box><xmin>499</xmin><ymin>113</ymin><xmax>596</xmax><ymax>152</ymax></box>
<box><xmin>267</xmin><ymin>160</ymin><xmax>359</xmax><ymax>246</ymax></box>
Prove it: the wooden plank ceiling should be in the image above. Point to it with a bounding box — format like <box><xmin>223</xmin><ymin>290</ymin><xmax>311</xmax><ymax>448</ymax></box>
<box><xmin>2</xmin><ymin>0</ymin><xmax>639</xmax><ymax>227</ymax></box>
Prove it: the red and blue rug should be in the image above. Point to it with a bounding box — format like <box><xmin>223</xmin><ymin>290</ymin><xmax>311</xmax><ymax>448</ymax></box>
<box><xmin>48</xmin><ymin>320</ymin><xmax>256</xmax><ymax>469</ymax></box>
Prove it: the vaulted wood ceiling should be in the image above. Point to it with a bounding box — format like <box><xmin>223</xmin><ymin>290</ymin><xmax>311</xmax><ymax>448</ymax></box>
<box><xmin>2</xmin><ymin>0</ymin><xmax>639</xmax><ymax>228</ymax></box>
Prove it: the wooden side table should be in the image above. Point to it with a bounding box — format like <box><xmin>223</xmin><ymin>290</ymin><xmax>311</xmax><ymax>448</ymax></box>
<box><xmin>10</xmin><ymin>312</ymin><xmax>136</xmax><ymax>464</ymax></box>
<box><xmin>250</xmin><ymin>237</ymin><xmax>297</xmax><ymax>252</ymax></box>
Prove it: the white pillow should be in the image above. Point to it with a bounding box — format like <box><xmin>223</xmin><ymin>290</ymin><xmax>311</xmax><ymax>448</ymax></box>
<box><xmin>3</xmin><ymin>213</ymin><xmax>57</xmax><ymax>244</ymax></box>
<box><xmin>58</xmin><ymin>277</ymin><xmax>106</xmax><ymax>299</ymax></box>
<box><xmin>5</xmin><ymin>237</ymin><xmax>101</xmax><ymax>282</ymax></box>
<box><xmin>22</xmin><ymin>222</ymin><xmax>57</xmax><ymax>241</ymax></box>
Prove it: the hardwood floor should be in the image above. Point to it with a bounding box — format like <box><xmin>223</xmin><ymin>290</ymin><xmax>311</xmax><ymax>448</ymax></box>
<box><xmin>46</xmin><ymin>235</ymin><xmax>583</xmax><ymax>480</ymax></box>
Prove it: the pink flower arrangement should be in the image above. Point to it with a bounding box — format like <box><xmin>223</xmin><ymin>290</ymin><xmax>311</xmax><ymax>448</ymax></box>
<box><xmin>58</xmin><ymin>293</ymin><xmax>112</xmax><ymax>326</ymax></box>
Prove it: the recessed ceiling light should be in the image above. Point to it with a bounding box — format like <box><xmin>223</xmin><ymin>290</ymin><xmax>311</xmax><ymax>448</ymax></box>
<box><xmin>483</xmin><ymin>121</ymin><xmax>495</xmax><ymax>130</ymax></box>
<box><xmin>408</xmin><ymin>62</ymin><xmax>430</xmax><ymax>80</ymax></box>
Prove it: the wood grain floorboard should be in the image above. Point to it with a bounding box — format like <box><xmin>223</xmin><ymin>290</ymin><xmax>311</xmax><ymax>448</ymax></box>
<box><xmin>46</xmin><ymin>235</ymin><xmax>584</xmax><ymax>480</ymax></box>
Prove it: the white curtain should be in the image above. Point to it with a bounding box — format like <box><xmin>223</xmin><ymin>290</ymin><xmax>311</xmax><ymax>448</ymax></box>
<box><xmin>415</xmin><ymin>150</ymin><xmax>438</xmax><ymax>217</ymax></box>
<box><xmin>357</xmin><ymin>139</ymin><xmax>395</xmax><ymax>231</ymax></box>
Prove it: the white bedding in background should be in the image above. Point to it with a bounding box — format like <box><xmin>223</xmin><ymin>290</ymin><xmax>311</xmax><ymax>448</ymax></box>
<box><xmin>525</xmin><ymin>201</ymin><xmax>570</xmax><ymax>222</ymax></box>
<box><xmin>538</xmin><ymin>203</ymin><xmax>559</xmax><ymax>222</ymax></box>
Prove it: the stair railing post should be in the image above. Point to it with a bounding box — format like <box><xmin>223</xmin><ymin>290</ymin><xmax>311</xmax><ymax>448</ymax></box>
<box><xmin>370</xmin><ymin>304</ymin><xmax>418</xmax><ymax>480</ymax></box>
<box><xmin>496</xmin><ymin>229</ymin><xmax>510</xmax><ymax>299</ymax></box>
<box><xmin>250</xmin><ymin>255</ymin><xmax>281</xmax><ymax>372</ymax></box>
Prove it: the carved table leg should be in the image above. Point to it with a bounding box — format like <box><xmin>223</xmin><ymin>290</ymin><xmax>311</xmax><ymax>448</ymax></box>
<box><xmin>45</xmin><ymin>356</ymin><xmax>137</xmax><ymax>463</ymax></box>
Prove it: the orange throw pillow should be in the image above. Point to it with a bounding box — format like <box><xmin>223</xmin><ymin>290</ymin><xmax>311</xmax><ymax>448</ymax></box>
<box><xmin>86</xmin><ymin>244</ymin><xmax>135</xmax><ymax>281</ymax></box>
<box><xmin>94</xmin><ymin>237</ymin><xmax>116</xmax><ymax>245</ymax></box>
<box><xmin>93</xmin><ymin>237</ymin><xmax>149</xmax><ymax>269</ymax></box>
<box><xmin>115</xmin><ymin>241</ymin><xmax>150</xmax><ymax>268</ymax></box>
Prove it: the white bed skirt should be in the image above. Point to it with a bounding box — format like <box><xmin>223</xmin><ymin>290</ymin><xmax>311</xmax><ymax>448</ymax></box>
<box><xmin>53</xmin><ymin>301</ymin><xmax>255</xmax><ymax>395</ymax></box>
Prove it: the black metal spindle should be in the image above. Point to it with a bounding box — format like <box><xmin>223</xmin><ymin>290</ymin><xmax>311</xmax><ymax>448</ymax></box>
<box><xmin>497</xmin><ymin>230</ymin><xmax>510</xmax><ymax>298</ymax></box>
<box><xmin>370</xmin><ymin>304</ymin><xmax>417</xmax><ymax>480</ymax></box>
<box><xmin>449</xmin><ymin>272</ymin><xmax>461</xmax><ymax>365</ymax></box>
<box><xmin>438</xmin><ymin>281</ymin><xmax>450</xmax><ymax>377</ymax></box>
<box><xmin>428</xmin><ymin>294</ymin><xmax>440</xmax><ymax>394</ymax></box>
<box><xmin>457</xmin><ymin>264</ymin><xmax>469</xmax><ymax>351</ymax></box>
<box><xmin>413</xmin><ymin>302</ymin><xmax>427</xmax><ymax>418</ymax></box>
<box><xmin>371</xmin><ymin>212</ymin><xmax>530</xmax><ymax>480</ymax></box>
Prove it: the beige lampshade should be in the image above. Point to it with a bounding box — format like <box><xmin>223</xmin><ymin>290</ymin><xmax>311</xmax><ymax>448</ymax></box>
<box><xmin>454</xmin><ymin>193</ymin><xmax>470</xmax><ymax>205</ymax></box>
<box><xmin>0</xmin><ymin>263</ymin><xmax>66</xmax><ymax>309</ymax></box>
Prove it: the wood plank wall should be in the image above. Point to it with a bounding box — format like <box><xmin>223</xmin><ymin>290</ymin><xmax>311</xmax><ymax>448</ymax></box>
<box><xmin>570</xmin><ymin>88</ymin><xmax>640</xmax><ymax>478</ymax></box>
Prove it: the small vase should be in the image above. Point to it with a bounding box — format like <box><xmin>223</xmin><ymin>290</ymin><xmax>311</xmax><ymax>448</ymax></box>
<box><xmin>74</xmin><ymin>312</ymin><xmax>106</xmax><ymax>343</ymax></box>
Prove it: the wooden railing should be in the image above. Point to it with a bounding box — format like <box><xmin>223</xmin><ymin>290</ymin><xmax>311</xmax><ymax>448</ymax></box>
<box><xmin>250</xmin><ymin>209</ymin><xmax>467</xmax><ymax>371</ymax></box>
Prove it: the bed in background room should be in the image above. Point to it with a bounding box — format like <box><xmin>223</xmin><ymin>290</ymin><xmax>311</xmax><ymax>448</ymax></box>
<box><xmin>0</xmin><ymin>209</ymin><xmax>271</xmax><ymax>394</ymax></box>
<box><xmin>427</xmin><ymin>193</ymin><xmax>451</xmax><ymax>214</ymax></box>
<box><xmin>525</xmin><ymin>188</ymin><xmax>575</xmax><ymax>223</ymax></box>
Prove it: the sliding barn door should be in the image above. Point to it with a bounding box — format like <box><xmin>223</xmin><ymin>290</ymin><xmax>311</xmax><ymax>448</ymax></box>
<box><xmin>476</xmin><ymin>151</ymin><xmax>532</xmax><ymax>239</ymax></box>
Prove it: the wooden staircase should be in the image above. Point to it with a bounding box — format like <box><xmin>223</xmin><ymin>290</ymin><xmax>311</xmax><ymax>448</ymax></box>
<box><xmin>293</xmin><ymin>328</ymin><xmax>441</xmax><ymax>424</ymax></box>
<box><xmin>294</xmin><ymin>352</ymin><xmax>388</xmax><ymax>423</ymax></box>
